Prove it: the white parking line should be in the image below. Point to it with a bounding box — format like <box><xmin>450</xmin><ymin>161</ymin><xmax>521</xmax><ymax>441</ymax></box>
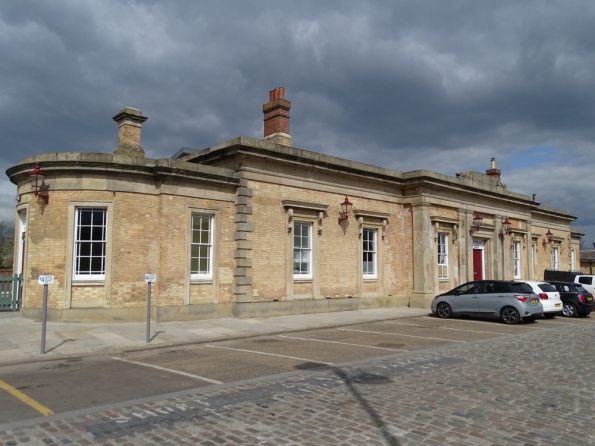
<box><xmin>279</xmin><ymin>335</ymin><xmax>409</xmax><ymax>351</ymax></box>
<box><xmin>112</xmin><ymin>357</ymin><xmax>223</xmax><ymax>384</ymax></box>
<box><xmin>421</xmin><ymin>316</ymin><xmax>546</xmax><ymax>329</ymax></box>
<box><xmin>539</xmin><ymin>319</ymin><xmax>591</xmax><ymax>325</ymax></box>
<box><xmin>383</xmin><ymin>321</ymin><xmax>507</xmax><ymax>335</ymax></box>
<box><xmin>337</xmin><ymin>328</ymin><xmax>466</xmax><ymax>343</ymax></box>
<box><xmin>205</xmin><ymin>344</ymin><xmax>333</xmax><ymax>365</ymax></box>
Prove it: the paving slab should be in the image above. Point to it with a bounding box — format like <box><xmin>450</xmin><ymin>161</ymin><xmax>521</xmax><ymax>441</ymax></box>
<box><xmin>0</xmin><ymin>307</ymin><xmax>429</xmax><ymax>365</ymax></box>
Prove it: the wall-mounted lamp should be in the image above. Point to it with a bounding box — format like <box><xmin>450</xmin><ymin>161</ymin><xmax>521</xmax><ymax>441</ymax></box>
<box><xmin>468</xmin><ymin>212</ymin><xmax>483</xmax><ymax>236</ymax></box>
<box><xmin>498</xmin><ymin>216</ymin><xmax>512</xmax><ymax>242</ymax></box>
<box><xmin>337</xmin><ymin>196</ymin><xmax>353</xmax><ymax>225</ymax></box>
<box><xmin>28</xmin><ymin>163</ymin><xmax>49</xmax><ymax>204</ymax></box>
<box><xmin>542</xmin><ymin>229</ymin><xmax>554</xmax><ymax>247</ymax></box>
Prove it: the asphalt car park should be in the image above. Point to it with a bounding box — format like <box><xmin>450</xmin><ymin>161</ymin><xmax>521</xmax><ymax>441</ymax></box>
<box><xmin>0</xmin><ymin>313</ymin><xmax>593</xmax><ymax>425</ymax></box>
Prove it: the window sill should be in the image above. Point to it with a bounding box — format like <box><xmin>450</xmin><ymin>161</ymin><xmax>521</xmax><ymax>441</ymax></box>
<box><xmin>293</xmin><ymin>278</ymin><xmax>313</xmax><ymax>283</ymax></box>
<box><xmin>72</xmin><ymin>281</ymin><xmax>105</xmax><ymax>287</ymax></box>
<box><xmin>363</xmin><ymin>278</ymin><xmax>377</xmax><ymax>282</ymax></box>
<box><xmin>190</xmin><ymin>280</ymin><xmax>214</xmax><ymax>284</ymax></box>
<box><xmin>439</xmin><ymin>278</ymin><xmax>450</xmax><ymax>282</ymax></box>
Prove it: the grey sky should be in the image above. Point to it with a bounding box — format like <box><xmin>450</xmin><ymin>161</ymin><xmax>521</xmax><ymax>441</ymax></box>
<box><xmin>1</xmin><ymin>0</ymin><xmax>594</xmax><ymax>245</ymax></box>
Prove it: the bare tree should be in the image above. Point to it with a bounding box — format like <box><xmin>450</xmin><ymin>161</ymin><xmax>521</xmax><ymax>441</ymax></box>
<box><xmin>0</xmin><ymin>221</ymin><xmax>14</xmax><ymax>269</ymax></box>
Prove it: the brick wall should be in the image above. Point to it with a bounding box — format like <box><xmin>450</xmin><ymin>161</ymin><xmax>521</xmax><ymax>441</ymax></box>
<box><xmin>249</xmin><ymin>180</ymin><xmax>412</xmax><ymax>301</ymax></box>
<box><xmin>21</xmin><ymin>188</ymin><xmax>236</xmax><ymax>310</ymax></box>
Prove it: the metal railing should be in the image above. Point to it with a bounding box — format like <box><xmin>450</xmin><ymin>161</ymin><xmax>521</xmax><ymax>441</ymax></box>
<box><xmin>0</xmin><ymin>274</ymin><xmax>22</xmax><ymax>311</ymax></box>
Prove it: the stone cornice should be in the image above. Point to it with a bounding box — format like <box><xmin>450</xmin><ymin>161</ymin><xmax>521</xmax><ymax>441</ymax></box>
<box><xmin>183</xmin><ymin>137</ymin><xmax>406</xmax><ymax>185</ymax></box>
<box><xmin>181</xmin><ymin>137</ymin><xmax>575</xmax><ymax>222</ymax></box>
<box><xmin>281</xmin><ymin>200</ymin><xmax>329</xmax><ymax>211</ymax></box>
<box><xmin>531</xmin><ymin>206</ymin><xmax>575</xmax><ymax>221</ymax></box>
<box><xmin>353</xmin><ymin>209</ymin><xmax>391</xmax><ymax>219</ymax></box>
<box><xmin>6</xmin><ymin>152</ymin><xmax>239</xmax><ymax>186</ymax></box>
<box><xmin>430</xmin><ymin>216</ymin><xmax>459</xmax><ymax>225</ymax></box>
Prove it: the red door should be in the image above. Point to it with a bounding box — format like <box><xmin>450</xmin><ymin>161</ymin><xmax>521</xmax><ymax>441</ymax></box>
<box><xmin>473</xmin><ymin>249</ymin><xmax>483</xmax><ymax>280</ymax></box>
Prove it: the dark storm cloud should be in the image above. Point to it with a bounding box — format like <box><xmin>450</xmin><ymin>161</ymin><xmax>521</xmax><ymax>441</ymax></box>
<box><xmin>1</xmin><ymin>0</ymin><xmax>594</xmax><ymax>241</ymax></box>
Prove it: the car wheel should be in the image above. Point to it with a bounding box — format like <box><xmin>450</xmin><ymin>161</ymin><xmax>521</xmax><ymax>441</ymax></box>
<box><xmin>522</xmin><ymin>316</ymin><xmax>538</xmax><ymax>323</ymax></box>
<box><xmin>562</xmin><ymin>303</ymin><xmax>578</xmax><ymax>318</ymax></box>
<box><xmin>543</xmin><ymin>313</ymin><xmax>557</xmax><ymax>319</ymax></box>
<box><xmin>501</xmin><ymin>307</ymin><xmax>520</xmax><ymax>325</ymax></box>
<box><xmin>436</xmin><ymin>302</ymin><xmax>452</xmax><ymax>319</ymax></box>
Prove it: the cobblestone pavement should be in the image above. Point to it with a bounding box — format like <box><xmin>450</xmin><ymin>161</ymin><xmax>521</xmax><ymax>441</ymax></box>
<box><xmin>1</xmin><ymin>319</ymin><xmax>594</xmax><ymax>445</ymax></box>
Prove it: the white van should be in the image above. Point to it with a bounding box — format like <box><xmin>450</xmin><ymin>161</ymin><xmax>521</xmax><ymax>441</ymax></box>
<box><xmin>575</xmin><ymin>275</ymin><xmax>595</xmax><ymax>296</ymax></box>
<box><xmin>543</xmin><ymin>270</ymin><xmax>595</xmax><ymax>295</ymax></box>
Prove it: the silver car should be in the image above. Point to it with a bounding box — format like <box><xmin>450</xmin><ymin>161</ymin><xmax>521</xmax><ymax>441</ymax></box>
<box><xmin>431</xmin><ymin>280</ymin><xmax>543</xmax><ymax>324</ymax></box>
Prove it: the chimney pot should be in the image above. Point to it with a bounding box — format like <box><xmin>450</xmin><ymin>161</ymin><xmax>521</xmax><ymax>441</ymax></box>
<box><xmin>491</xmin><ymin>158</ymin><xmax>496</xmax><ymax>169</ymax></box>
<box><xmin>279</xmin><ymin>87</ymin><xmax>284</xmax><ymax>98</ymax></box>
<box><xmin>113</xmin><ymin>107</ymin><xmax>148</xmax><ymax>157</ymax></box>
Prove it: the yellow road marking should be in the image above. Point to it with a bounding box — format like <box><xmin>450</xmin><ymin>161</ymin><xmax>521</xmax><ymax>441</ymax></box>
<box><xmin>0</xmin><ymin>379</ymin><xmax>54</xmax><ymax>416</ymax></box>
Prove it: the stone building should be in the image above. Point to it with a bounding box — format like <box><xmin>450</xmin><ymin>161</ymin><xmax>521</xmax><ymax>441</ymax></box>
<box><xmin>580</xmin><ymin>249</ymin><xmax>595</xmax><ymax>274</ymax></box>
<box><xmin>7</xmin><ymin>88</ymin><xmax>581</xmax><ymax>322</ymax></box>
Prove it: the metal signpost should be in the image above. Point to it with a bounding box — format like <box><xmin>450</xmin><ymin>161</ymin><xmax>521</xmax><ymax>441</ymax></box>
<box><xmin>38</xmin><ymin>275</ymin><xmax>54</xmax><ymax>354</ymax></box>
<box><xmin>144</xmin><ymin>274</ymin><xmax>156</xmax><ymax>343</ymax></box>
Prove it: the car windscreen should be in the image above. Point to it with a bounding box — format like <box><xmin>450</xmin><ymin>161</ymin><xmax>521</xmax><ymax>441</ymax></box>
<box><xmin>508</xmin><ymin>283</ymin><xmax>534</xmax><ymax>293</ymax></box>
<box><xmin>537</xmin><ymin>283</ymin><xmax>556</xmax><ymax>292</ymax></box>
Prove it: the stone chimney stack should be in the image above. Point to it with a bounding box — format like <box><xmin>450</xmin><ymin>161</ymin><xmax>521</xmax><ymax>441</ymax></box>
<box><xmin>262</xmin><ymin>87</ymin><xmax>292</xmax><ymax>146</ymax></box>
<box><xmin>486</xmin><ymin>157</ymin><xmax>501</xmax><ymax>179</ymax></box>
<box><xmin>113</xmin><ymin>107</ymin><xmax>148</xmax><ymax>157</ymax></box>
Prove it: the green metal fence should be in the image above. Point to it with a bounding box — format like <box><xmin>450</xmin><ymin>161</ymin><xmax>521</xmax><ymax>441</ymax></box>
<box><xmin>0</xmin><ymin>274</ymin><xmax>22</xmax><ymax>311</ymax></box>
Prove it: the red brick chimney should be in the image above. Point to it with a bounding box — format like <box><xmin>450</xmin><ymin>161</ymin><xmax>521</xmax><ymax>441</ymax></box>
<box><xmin>486</xmin><ymin>158</ymin><xmax>501</xmax><ymax>179</ymax></box>
<box><xmin>262</xmin><ymin>87</ymin><xmax>292</xmax><ymax>146</ymax></box>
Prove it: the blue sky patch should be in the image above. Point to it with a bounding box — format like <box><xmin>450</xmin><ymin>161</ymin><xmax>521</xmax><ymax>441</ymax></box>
<box><xmin>506</xmin><ymin>147</ymin><xmax>557</xmax><ymax>169</ymax></box>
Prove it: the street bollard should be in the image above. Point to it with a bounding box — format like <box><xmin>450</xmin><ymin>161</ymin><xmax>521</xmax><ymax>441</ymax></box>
<box><xmin>41</xmin><ymin>283</ymin><xmax>48</xmax><ymax>354</ymax></box>
<box><xmin>146</xmin><ymin>281</ymin><xmax>151</xmax><ymax>343</ymax></box>
<box><xmin>144</xmin><ymin>274</ymin><xmax>156</xmax><ymax>343</ymax></box>
<box><xmin>38</xmin><ymin>275</ymin><xmax>54</xmax><ymax>354</ymax></box>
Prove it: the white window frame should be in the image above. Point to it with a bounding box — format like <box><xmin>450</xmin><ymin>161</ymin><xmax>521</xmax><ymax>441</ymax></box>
<box><xmin>570</xmin><ymin>249</ymin><xmax>576</xmax><ymax>270</ymax></box>
<box><xmin>363</xmin><ymin>228</ymin><xmax>377</xmax><ymax>279</ymax></box>
<box><xmin>551</xmin><ymin>247</ymin><xmax>559</xmax><ymax>271</ymax></box>
<box><xmin>293</xmin><ymin>221</ymin><xmax>312</xmax><ymax>279</ymax></box>
<box><xmin>73</xmin><ymin>207</ymin><xmax>107</xmax><ymax>281</ymax></box>
<box><xmin>190</xmin><ymin>213</ymin><xmax>214</xmax><ymax>280</ymax></box>
<box><xmin>512</xmin><ymin>240</ymin><xmax>521</xmax><ymax>279</ymax></box>
<box><xmin>437</xmin><ymin>232</ymin><xmax>448</xmax><ymax>279</ymax></box>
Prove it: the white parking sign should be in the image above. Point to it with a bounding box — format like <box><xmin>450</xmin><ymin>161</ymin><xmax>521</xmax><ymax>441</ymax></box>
<box><xmin>144</xmin><ymin>274</ymin><xmax>157</xmax><ymax>283</ymax></box>
<box><xmin>38</xmin><ymin>275</ymin><xmax>55</xmax><ymax>285</ymax></box>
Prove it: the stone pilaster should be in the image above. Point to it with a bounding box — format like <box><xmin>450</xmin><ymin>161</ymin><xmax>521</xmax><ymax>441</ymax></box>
<box><xmin>233</xmin><ymin>180</ymin><xmax>253</xmax><ymax>303</ymax></box>
<box><xmin>465</xmin><ymin>210</ymin><xmax>475</xmax><ymax>281</ymax></box>
<box><xmin>495</xmin><ymin>215</ymin><xmax>504</xmax><ymax>280</ymax></box>
<box><xmin>411</xmin><ymin>202</ymin><xmax>434</xmax><ymax>308</ymax></box>
<box><xmin>527</xmin><ymin>220</ymin><xmax>534</xmax><ymax>280</ymax></box>
<box><xmin>458</xmin><ymin>209</ymin><xmax>468</xmax><ymax>284</ymax></box>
